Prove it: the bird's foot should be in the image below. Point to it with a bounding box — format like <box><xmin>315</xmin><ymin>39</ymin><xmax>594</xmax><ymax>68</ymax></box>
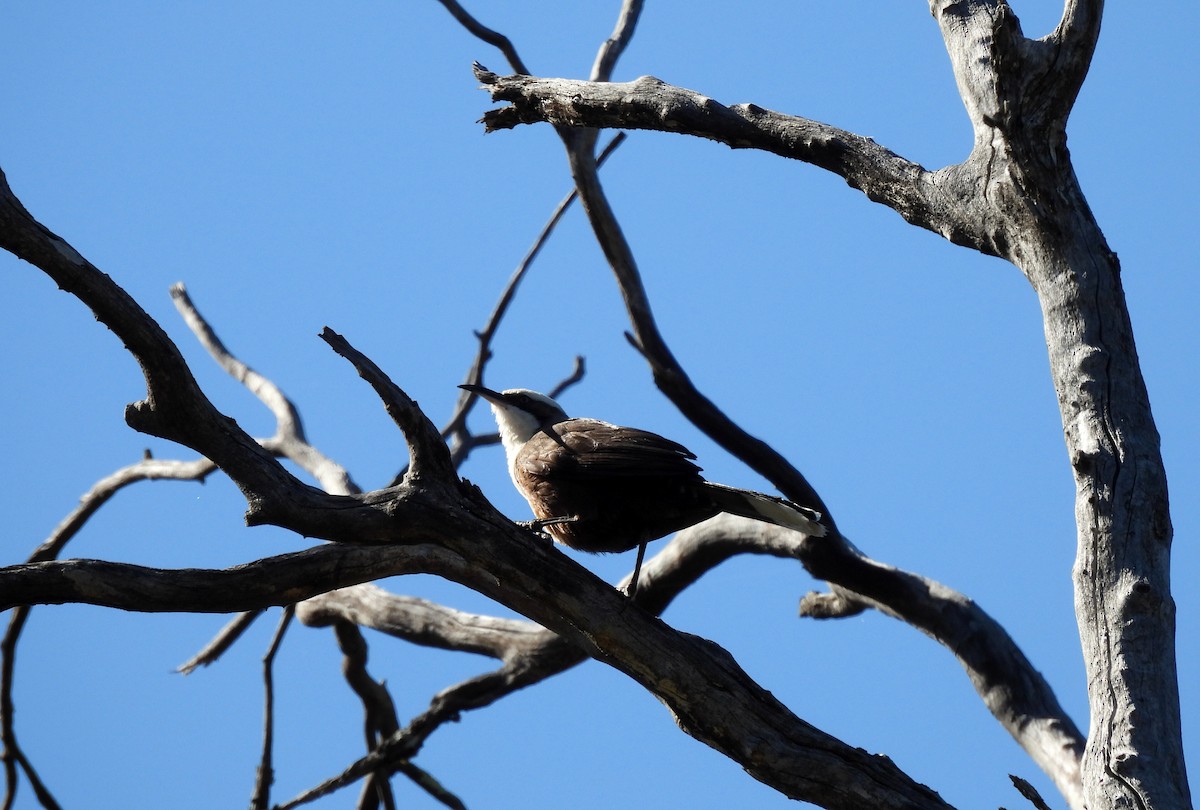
<box><xmin>517</xmin><ymin>516</ymin><xmax>577</xmax><ymax>543</ymax></box>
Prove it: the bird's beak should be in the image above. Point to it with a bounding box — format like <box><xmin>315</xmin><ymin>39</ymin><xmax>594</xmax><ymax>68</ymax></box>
<box><xmin>459</xmin><ymin>383</ymin><xmax>504</xmax><ymax>403</ymax></box>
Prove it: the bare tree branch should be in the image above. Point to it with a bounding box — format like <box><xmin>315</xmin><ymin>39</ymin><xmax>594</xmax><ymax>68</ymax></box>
<box><xmin>433</xmin><ymin>0</ymin><xmax>527</xmax><ymax>75</ymax></box>
<box><xmin>330</xmin><ymin>620</ymin><xmax>399</xmax><ymax>809</ymax></box>
<box><xmin>177</xmin><ymin>609</ymin><xmax>266</xmax><ymax>674</ymax></box>
<box><xmin>472</xmin><ymin>67</ymin><xmax>977</xmax><ymax>247</ymax></box>
<box><xmin>1</xmin><ymin>510</ymin><xmax>954</xmax><ymax>810</ymax></box>
<box><xmin>172</xmin><ymin>283</ymin><xmax>358</xmax><ymax>496</ymax></box>
<box><xmin>0</xmin><ymin>168</ymin><xmax>349</xmax><ymax>536</ymax></box>
<box><xmin>388</xmin><ymin>762</ymin><xmax>464</xmax><ymax>810</ymax></box>
<box><xmin>1009</xmin><ymin>773</ymin><xmax>1055</xmax><ymax>810</ymax></box>
<box><xmin>437</xmin><ymin>132</ymin><xmax>625</xmax><ymax>477</ymax></box>
<box><xmin>319</xmin><ymin>328</ymin><xmax>455</xmax><ymax>486</ymax></box>
<box><xmin>2</xmin><ymin>455</ymin><xmax>214</xmax><ymax>809</ymax></box>
<box><xmin>251</xmin><ymin>607</ymin><xmax>294</xmax><ymax>810</ymax></box>
<box><xmin>172</xmin><ymin>284</ymin><xmax>454</xmax><ymax>809</ymax></box>
<box><xmin>294</xmin><ymin>512</ymin><xmax>1082</xmax><ymax>808</ymax></box>
<box><xmin>1048</xmin><ymin>0</ymin><xmax>1104</xmax><ymax>101</ymax></box>
<box><xmin>298</xmin><ymin>586</ymin><xmax>545</xmax><ymax>661</ymax></box>
<box><xmin>590</xmin><ymin>0</ymin><xmax>644</xmax><ymax>82</ymax></box>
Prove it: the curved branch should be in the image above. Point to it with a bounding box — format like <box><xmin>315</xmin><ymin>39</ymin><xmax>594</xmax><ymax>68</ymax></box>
<box><xmin>439</xmin><ymin>133</ymin><xmax>624</xmax><ymax>477</ymax></box>
<box><xmin>546</xmin><ymin>93</ymin><xmax>835</xmax><ymax>531</ymax></box>
<box><xmin>171</xmin><ymin>283</ymin><xmax>358</xmax><ymax>496</ymax></box>
<box><xmin>295</xmin><ymin>515</ymin><xmax>1083</xmax><ymax>809</ymax></box>
<box><xmin>178</xmin><ymin>609</ymin><xmax>266</xmax><ymax>674</ymax></box>
<box><xmin>473</xmin><ymin>67</ymin><xmax>989</xmax><ymax>249</ymax></box>
<box><xmin>640</xmin><ymin>516</ymin><xmax>1085</xmax><ymax>805</ymax></box>
<box><xmin>590</xmin><ymin>0</ymin><xmax>644</xmax><ymax>82</ymax></box>
<box><xmin>319</xmin><ymin>328</ymin><xmax>455</xmax><ymax>486</ymax></box>
<box><xmin>0</xmin><ymin>545</ymin><xmax>457</xmax><ymax>614</ymax></box>
<box><xmin>1048</xmin><ymin>0</ymin><xmax>1104</xmax><ymax>87</ymax></box>
<box><xmin>250</xmin><ymin>607</ymin><xmax>293</xmax><ymax>810</ymax></box>
<box><xmin>433</xmin><ymin>0</ymin><xmax>528</xmax><ymax>74</ymax></box>
<box><xmin>2</xmin><ymin>455</ymin><xmax>214</xmax><ymax>809</ymax></box>
<box><xmin>298</xmin><ymin>585</ymin><xmax>547</xmax><ymax>661</ymax></box>
<box><xmin>1</xmin><ymin>508</ymin><xmax>952</xmax><ymax>810</ymax></box>
<box><xmin>0</xmin><ymin>167</ymin><xmax>328</xmax><ymax>521</ymax></box>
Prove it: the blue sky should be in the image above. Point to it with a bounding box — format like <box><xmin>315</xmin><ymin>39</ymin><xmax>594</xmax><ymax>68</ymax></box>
<box><xmin>1</xmin><ymin>2</ymin><xmax>1196</xmax><ymax>808</ymax></box>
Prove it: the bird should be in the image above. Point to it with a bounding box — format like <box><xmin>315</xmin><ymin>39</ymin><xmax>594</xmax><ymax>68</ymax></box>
<box><xmin>460</xmin><ymin>384</ymin><xmax>826</xmax><ymax>596</ymax></box>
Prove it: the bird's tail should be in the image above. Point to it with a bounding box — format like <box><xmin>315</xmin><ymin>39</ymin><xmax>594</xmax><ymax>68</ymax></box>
<box><xmin>704</xmin><ymin>483</ymin><xmax>827</xmax><ymax>537</ymax></box>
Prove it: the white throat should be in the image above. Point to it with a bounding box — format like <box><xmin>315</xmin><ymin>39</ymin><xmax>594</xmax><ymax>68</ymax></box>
<box><xmin>489</xmin><ymin>403</ymin><xmax>544</xmax><ymax>484</ymax></box>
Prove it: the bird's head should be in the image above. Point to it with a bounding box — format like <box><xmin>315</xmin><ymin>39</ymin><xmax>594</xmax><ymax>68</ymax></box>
<box><xmin>459</xmin><ymin>384</ymin><xmax>569</xmax><ymax>446</ymax></box>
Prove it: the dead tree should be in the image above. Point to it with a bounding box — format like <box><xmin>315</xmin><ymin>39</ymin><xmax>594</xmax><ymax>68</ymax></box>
<box><xmin>0</xmin><ymin>1</ymin><xmax>1189</xmax><ymax>809</ymax></box>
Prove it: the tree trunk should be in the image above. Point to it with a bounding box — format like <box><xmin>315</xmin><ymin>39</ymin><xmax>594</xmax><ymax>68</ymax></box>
<box><xmin>936</xmin><ymin>3</ymin><xmax>1190</xmax><ymax>806</ymax></box>
<box><xmin>470</xmin><ymin>1</ymin><xmax>1192</xmax><ymax>805</ymax></box>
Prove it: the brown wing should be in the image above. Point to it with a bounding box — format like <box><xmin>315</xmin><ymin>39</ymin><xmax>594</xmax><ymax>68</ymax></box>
<box><xmin>521</xmin><ymin>418</ymin><xmax>702</xmax><ymax>480</ymax></box>
<box><xmin>513</xmin><ymin>418</ymin><xmax>715</xmax><ymax>552</ymax></box>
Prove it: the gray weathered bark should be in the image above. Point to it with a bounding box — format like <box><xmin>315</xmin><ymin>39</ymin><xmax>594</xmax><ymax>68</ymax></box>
<box><xmin>473</xmin><ymin>1</ymin><xmax>1188</xmax><ymax>807</ymax></box>
<box><xmin>0</xmin><ymin>164</ymin><xmax>954</xmax><ymax>808</ymax></box>
<box><xmin>1</xmin><ymin>1</ymin><xmax>1188</xmax><ymax>808</ymax></box>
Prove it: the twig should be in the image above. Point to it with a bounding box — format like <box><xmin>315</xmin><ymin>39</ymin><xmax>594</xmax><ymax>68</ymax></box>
<box><xmin>320</xmin><ymin>328</ymin><xmax>455</xmax><ymax>485</ymax></box>
<box><xmin>590</xmin><ymin>0</ymin><xmax>644</xmax><ymax>82</ymax></box>
<box><xmin>330</xmin><ymin>620</ymin><xmax>399</xmax><ymax>808</ymax></box>
<box><xmin>297</xmin><ymin>586</ymin><xmax>546</xmax><ymax>660</ymax></box>
<box><xmin>437</xmin><ymin>132</ymin><xmax>625</xmax><ymax>477</ymax></box>
<box><xmin>1009</xmin><ymin>774</ymin><xmax>1055</xmax><ymax>810</ymax></box>
<box><xmin>433</xmin><ymin>0</ymin><xmax>527</xmax><ymax>74</ymax></box>
<box><xmin>251</xmin><ymin>607</ymin><xmax>295</xmax><ymax>810</ymax></box>
<box><xmin>178</xmin><ymin>610</ymin><xmax>266</xmax><ymax>674</ymax></box>
<box><xmin>1</xmin><ymin>742</ymin><xmax>59</xmax><ymax>810</ymax></box>
<box><xmin>473</xmin><ymin>4</ymin><xmax>1085</xmax><ymax>797</ymax></box>
<box><xmin>392</xmin><ymin>762</ymin><xmax>465</xmax><ymax>810</ymax></box>
<box><xmin>171</xmin><ymin>283</ymin><xmax>358</xmax><ymax>496</ymax></box>
<box><xmin>1</xmin><ymin>456</ymin><xmax>213</xmax><ymax>810</ymax></box>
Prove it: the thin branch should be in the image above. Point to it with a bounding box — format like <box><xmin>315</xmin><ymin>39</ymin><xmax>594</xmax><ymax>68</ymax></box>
<box><xmin>298</xmin><ymin>585</ymin><xmax>544</xmax><ymax>660</ymax></box>
<box><xmin>2</xmin><ymin>455</ymin><xmax>213</xmax><ymax>809</ymax></box>
<box><xmin>0</xmin><ymin>167</ymin><xmax>331</xmax><ymax>526</ymax></box>
<box><xmin>170</xmin><ymin>283</ymin><xmax>306</xmax><ymax>442</ymax></box>
<box><xmin>590</xmin><ymin>0</ymin><xmax>644</xmax><ymax>82</ymax></box>
<box><xmin>439</xmin><ymin>133</ymin><xmax>624</xmax><ymax>473</ymax></box>
<box><xmin>1009</xmin><ymin>773</ymin><xmax>1056</xmax><ymax>810</ymax></box>
<box><xmin>391</xmin><ymin>762</ymin><xmax>465</xmax><ymax>810</ymax></box>
<box><xmin>319</xmin><ymin>328</ymin><xmax>455</xmax><ymax>485</ymax></box>
<box><xmin>0</xmin><ymin>544</ymin><xmax>474</xmax><ymax>614</ymax></box>
<box><xmin>1</xmin><ymin>743</ymin><xmax>59</xmax><ymax>810</ymax></box>
<box><xmin>172</xmin><ymin>283</ymin><xmax>358</xmax><ymax>496</ymax></box>
<box><xmin>330</xmin><ymin>620</ymin><xmax>399</xmax><ymax>810</ymax></box>
<box><xmin>251</xmin><ymin>607</ymin><xmax>294</xmax><ymax>810</ymax></box>
<box><xmin>177</xmin><ymin>609</ymin><xmax>266</xmax><ymax>674</ymax></box>
<box><xmin>472</xmin><ymin>68</ymin><xmax>995</xmax><ymax>251</ymax></box>
<box><xmin>433</xmin><ymin>0</ymin><xmax>527</xmax><ymax>74</ymax></box>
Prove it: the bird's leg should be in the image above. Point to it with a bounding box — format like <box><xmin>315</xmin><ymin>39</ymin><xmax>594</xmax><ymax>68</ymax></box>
<box><xmin>517</xmin><ymin>515</ymin><xmax>578</xmax><ymax>541</ymax></box>
<box><xmin>625</xmin><ymin>542</ymin><xmax>648</xmax><ymax>599</ymax></box>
